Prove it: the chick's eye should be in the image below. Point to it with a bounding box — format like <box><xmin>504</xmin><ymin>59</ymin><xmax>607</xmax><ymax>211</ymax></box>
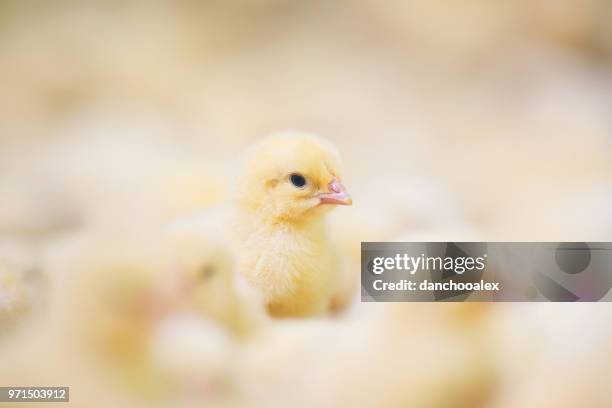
<box><xmin>289</xmin><ymin>173</ymin><xmax>306</xmax><ymax>188</ymax></box>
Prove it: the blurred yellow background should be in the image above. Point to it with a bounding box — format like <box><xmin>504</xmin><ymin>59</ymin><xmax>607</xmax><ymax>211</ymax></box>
<box><xmin>0</xmin><ymin>1</ymin><xmax>611</xmax><ymax>407</ymax></box>
<box><xmin>1</xmin><ymin>0</ymin><xmax>611</xmax><ymax>241</ymax></box>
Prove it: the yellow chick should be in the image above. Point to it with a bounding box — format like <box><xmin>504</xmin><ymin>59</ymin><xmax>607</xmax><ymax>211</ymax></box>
<box><xmin>30</xmin><ymin>224</ymin><xmax>253</xmax><ymax>403</ymax></box>
<box><xmin>232</xmin><ymin>131</ymin><xmax>352</xmax><ymax>317</ymax></box>
<box><xmin>47</xmin><ymin>237</ymin><xmax>180</xmax><ymax>397</ymax></box>
<box><xmin>165</xmin><ymin>219</ymin><xmax>266</xmax><ymax>337</ymax></box>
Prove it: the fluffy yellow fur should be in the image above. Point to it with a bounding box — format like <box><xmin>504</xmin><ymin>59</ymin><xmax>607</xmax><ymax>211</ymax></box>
<box><xmin>233</xmin><ymin>131</ymin><xmax>351</xmax><ymax>317</ymax></box>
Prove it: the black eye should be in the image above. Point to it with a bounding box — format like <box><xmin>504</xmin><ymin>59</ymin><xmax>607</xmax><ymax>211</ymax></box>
<box><xmin>200</xmin><ymin>265</ymin><xmax>216</xmax><ymax>280</ymax></box>
<box><xmin>290</xmin><ymin>173</ymin><xmax>306</xmax><ymax>188</ymax></box>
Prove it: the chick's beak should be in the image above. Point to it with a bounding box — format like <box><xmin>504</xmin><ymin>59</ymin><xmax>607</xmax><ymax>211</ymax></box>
<box><xmin>319</xmin><ymin>179</ymin><xmax>352</xmax><ymax>206</ymax></box>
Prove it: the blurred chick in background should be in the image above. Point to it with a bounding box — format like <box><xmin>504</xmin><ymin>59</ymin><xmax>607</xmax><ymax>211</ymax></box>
<box><xmin>492</xmin><ymin>304</ymin><xmax>612</xmax><ymax>408</ymax></box>
<box><xmin>237</xmin><ymin>303</ymin><xmax>494</xmax><ymax>408</ymax></box>
<box><xmin>166</xmin><ymin>219</ymin><xmax>266</xmax><ymax>337</ymax></box>
<box><xmin>0</xmin><ymin>240</ymin><xmax>42</xmax><ymax>330</ymax></box>
<box><xmin>3</xmin><ymin>222</ymin><xmax>256</xmax><ymax>406</ymax></box>
<box><xmin>0</xmin><ymin>261</ymin><xmax>30</xmax><ymax>325</ymax></box>
<box><xmin>232</xmin><ymin>131</ymin><xmax>352</xmax><ymax>317</ymax></box>
<box><xmin>0</xmin><ymin>129</ymin><xmax>227</xmax><ymax>239</ymax></box>
<box><xmin>0</xmin><ymin>0</ymin><xmax>611</xmax><ymax>406</ymax></box>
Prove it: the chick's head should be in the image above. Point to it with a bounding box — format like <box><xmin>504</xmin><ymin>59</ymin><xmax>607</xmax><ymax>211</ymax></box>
<box><xmin>236</xmin><ymin>131</ymin><xmax>352</xmax><ymax>224</ymax></box>
<box><xmin>163</xmin><ymin>223</ymin><xmax>259</xmax><ymax>336</ymax></box>
<box><xmin>168</xmin><ymin>231</ymin><xmax>235</xmax><ymax>318</ymax></box>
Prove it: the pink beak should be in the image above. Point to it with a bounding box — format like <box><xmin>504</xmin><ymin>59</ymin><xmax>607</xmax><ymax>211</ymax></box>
<box><xmin>319</xmin><ymin>179</ymin><xmax>352</xmax><ymax>206</ymax></box>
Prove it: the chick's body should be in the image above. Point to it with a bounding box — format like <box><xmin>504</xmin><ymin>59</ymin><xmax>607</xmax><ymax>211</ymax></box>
<box><xmin>25</xmin><ymin>224</ymin><xmax>254</xmax><ymax>404</ymax></box>
<box><xmin>233</xmin><ymin>131</ymin><xmax>352</xmax><ymax>317</ymax></box>
<box><xmin>239</xmin><ymin>217</ymin><xmax>336</xmax><ymax>317</ymax></box>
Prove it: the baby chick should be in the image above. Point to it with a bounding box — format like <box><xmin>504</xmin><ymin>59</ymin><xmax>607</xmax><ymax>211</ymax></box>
<box><xmin>232</xmin><ymin>131</ymin><xmax>352</xmax><ymax>317</ymax></box>
<box><xmin>166</xmin><ymin>219</ymin><xmax>266</xmax><ymax>337</ymax></box>
<box><xmin>29</xmin><ymin>223</ymin><xmax>254</xmax><ymax>403</ymax></box>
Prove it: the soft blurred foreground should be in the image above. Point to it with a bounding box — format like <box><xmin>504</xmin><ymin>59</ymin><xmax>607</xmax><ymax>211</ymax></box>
<box><xmin>1</xmin><ymin>1</ymin><xmax>611</xmax><ymax>407</ymax></box>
